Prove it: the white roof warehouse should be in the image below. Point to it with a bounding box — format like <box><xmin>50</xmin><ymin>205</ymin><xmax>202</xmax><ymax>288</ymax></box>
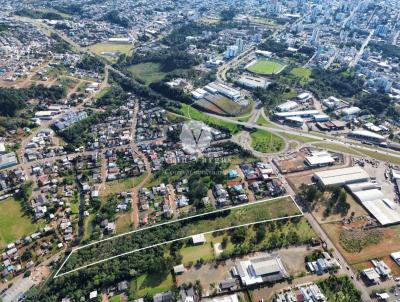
<box><xmin>314</xmin><ymin>166</ymin><xmax>369</xmax><ymax>186</ymax></box>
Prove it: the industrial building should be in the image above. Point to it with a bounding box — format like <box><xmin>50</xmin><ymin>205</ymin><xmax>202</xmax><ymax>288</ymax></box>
<box><xmin>233</xmin><ymin>254</ymin><xmax>288</xmax><ymax>286</ymax></box>
<box><xmin>276</xmin><ymin>100</ymin><xmax>298</xmax><ymax>112</ymax></box>
<box><xmin>0</xmin><ymin>152</ymin><xmax>18</xmax><ymax>170</ymax></box>
<box><xmin>205</xmin><ymin>82</ymin><xmax>241</xmax><ymax>100</ymax></box>
<box><xmin>390</xmin><ymin>251</ymin><xmax>400</xmax><ymax>266</ymax></box>
<box><xmin>348</xmin><ymin>130</ymin><xmax>385</xmax><ymax>144</ymax></box>
<box><xmin>273</xmin><ymin>110</ymin><xmax>320</xmax><ymax>119</ymax></box>
<box><xmin>305</xmin><ymin>151</ymin><xmax>335</xmax><ymax>167</ymax></box>
<box><xmin>314</xmin><ymin>166</ymin><xmax>370</xmax><ymax>186</ymax></box>
<box><xmin>347</xmin><ymin>181</ymin><xmax>400</xmax><ymax>225</ymax></box>
<box><xmin>236</xmin><ymin>75</ymin><xmax>270</xmax><ymax>89</ymax></box>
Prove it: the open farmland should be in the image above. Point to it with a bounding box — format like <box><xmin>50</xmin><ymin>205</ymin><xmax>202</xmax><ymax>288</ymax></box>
<box><xmin>247</xmin><ymin>59</ymin><xmax>286</xmax><ymax>75</ymax></box>
<box><xmin>57</xmin><ymin>196</ymin><xmax>301</xmax><ymax>275</ymax></box>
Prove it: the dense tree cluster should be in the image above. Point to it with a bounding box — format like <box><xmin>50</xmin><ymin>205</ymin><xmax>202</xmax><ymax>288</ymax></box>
<box><xmin>253</xmin><ymin>82</ymin><xmax>292</xmax><ymax>108</ymax></box>
<box><xmin>129</xmin><ymin>50</ymin><xmax>201</xmax><ymax>73</ymax></box>
<box><xmin>95</xmin><ymin>85</ymin><xmax>129</xmax><ymax>108</ymax></box>
<box><xmin>76</xmin><ymin>55</ymin><xmax>105</xmax><ymax>74</ymax></box>
<box><xmin>298</xmin><ymin>184</ymin><xmax>350</xmax><ymax>217</ymax></box>
<box><xmin>306</xmin><ymin>68</ymin><xmax>364</xmax><ymax>99</ymax></box>
<box><xmin>220</xmin><ymin>8</ymin><xmax>237</xmax><ymax>21</ymax></box>
<box><xmin>15</xmin><ymin>9</ymin><xmax>64</xmax><ymax>20</ymax></box>
<box><xmin>318</xmin><ymin>276</ymin><xmax>361</xmax><ymax>302</ymax></box>
<box><xmin>50</xmin><ymin>33</ymin><xmax>72</xmax><ymax>54</ymax></box>
<box><xmin>370</xmin><ymin>42</ymin><xmax>400</xmax><ymax>60</ymax></box>
<box><xmin>0</xmin><ymin>85</ymin><xmax>65</xmax><ymax>116</ymax></box>
<box><xmin>101</xmin><ymin>10</ymin><xmax>130</xmax><ymax>28</ymax></box>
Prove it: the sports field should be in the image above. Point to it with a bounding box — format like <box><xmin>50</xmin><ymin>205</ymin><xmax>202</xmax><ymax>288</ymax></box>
<box><xmin>88</xmin><ymin>43</ymin><xmax>133</xmax><ymax>59</ymax></box>
<box><xmin>247</xmin><ymin>59</ymin><xmax>286</xmax><ymax>75</ymax></box>
<box><xmin>57</xmin><ymin>196</ymin><xmax>301</xmax><ymax>276</ymax></box>
<box><xmin>0</xmin><ymin>198</ymin><xmax>38</xmax><ymax>248</ymax></box>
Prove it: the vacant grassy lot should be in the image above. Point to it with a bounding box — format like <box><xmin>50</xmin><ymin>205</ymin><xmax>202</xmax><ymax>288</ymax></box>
<box><xmin>128</xmin><ymin>62</ymin><xmax>167</xmax><ymax>85</ymax></box>
<box><xmin>247</xmin><ymin>60</ymin><xmax>285</xmax><ymax>75</ymax></box>
<box><xmin>352</xmin><ymin>147</ymin><xmax>400</xmax><ymax>165</ymax></box>
<box><xmin>116</xmin><ymin>212</ymin><xmax>133</xmax><ymax>233</ymax></box>
<box><xmin>250</xmin><ymin>130</ymin><xmax>285</xmax><ymax>153</ymax></box>
<box><xmin>0</xmin><ymin>198</ymin><xmax>38</xmax><ymax>248</ymax></box>
<box><xmin>103</xmin><ymin>174</ymin><xmax>148</xmax><ymax>197</ymax></box>
<box><xmin>130</xmin><ymin>273</ymin><xmax>174</xmax><ymax>298</ymax></box>
<box><xmin>322</xmin><ymin>222</ymin><xmax>400</xmax><ymax>265</ymax></box>
<box><xmin>178</xmin><ymin>104</ymin><xmax>239</xmax><ymax>134</ymax></box>
<box><xmin>280</xmin><ymin>133</ymin><xmax>319</xmax><ymax>144</ymax></box>
<box><xmin>313</xmin><ymin>143</ymin><xmax>360</xmax><ymax>156</ymax></box>
<box><xmin>290</xmin><ymin>67</ymin><xmax>311</xmax><ymax>82</ymax></box>
<box><xmin>213</xmin><ymin>96</ymin><xmax>242</xmax><ymax>115</ymax></box>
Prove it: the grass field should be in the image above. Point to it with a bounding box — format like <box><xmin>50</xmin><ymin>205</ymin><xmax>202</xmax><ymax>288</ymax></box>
<box><xmin>352</xmin><ymin>147</ymin><xmax>400</xmax><ymax>165</ymax></box>
<box><xmin>250</xmin><ymin>130</ymin><xmax>285</xmax><ymax>153</ymax></box>
<box><xmin>178</xmin><ymin>104</ymin><xmax>240</xmax><ymax>134</ymax></box>
<box><xmin>88</xmin><ymin>43</ymin><xmax>133</xmax><ymax>59</ymax></box>
<box><xmin>103</xmin><ymin>174</ymin><xmax>148</xmax><ymax>197</ymax></box>
<box><xmin>290</xmin><ymin>67</ymin><xmax>311</xmax><ymax>82</ymax></box>
<box><xmin>313</xmin><ymin>143</ymin><xmax>361</xmax><ymax>156</ymax></box>
<box><xmin>180</xmin><ymin>241</ymin><xmax>214</xmax><ymax>265</ymax></box>
<box><xmin>247</xmin><ymin>60</ymin><xmax>285</xmax><ymax>75</ymax></box>
<box><xmin>0</xmin><ymin>198</ymin><xmax>38</xmax><ymax>248</ymax></box>
<box><xmin>213</xmin><ymin>96</ymin><xmax>242</xmax><ymax>115</ymax></box>
<box><xmin>130</xmin><ymin>273</ymin><xmax>174</xmax><ymax>298</ymax></box>
<box><xmin>127</xmin><ymin>62</ymin><xmax>168</xmax><ymax>85</ymax></box>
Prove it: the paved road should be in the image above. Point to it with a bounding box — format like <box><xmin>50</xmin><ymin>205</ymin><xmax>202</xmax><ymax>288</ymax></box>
<box><xmin>349</xmin><ymin>29</ymin><xmax>374</xmax><ymax>68</ymax></box>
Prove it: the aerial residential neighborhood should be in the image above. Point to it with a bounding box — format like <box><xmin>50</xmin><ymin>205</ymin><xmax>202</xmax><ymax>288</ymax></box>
<box><xmin>1</xmin><ymin>0</ymin><xmax>400</xmax><ymax>301</ymax></box>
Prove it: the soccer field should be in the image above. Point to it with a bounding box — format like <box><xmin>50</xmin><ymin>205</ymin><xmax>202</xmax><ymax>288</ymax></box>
<box><xmin>247</xmin><ymin>60</ymin><xmax>285</xmax><ymax>75</ymax></box>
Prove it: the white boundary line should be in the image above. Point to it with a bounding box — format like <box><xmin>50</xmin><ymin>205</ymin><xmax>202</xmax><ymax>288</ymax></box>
<box><xmin>54</xmin><ymin>195</ymin><xmax>302</xmax><ymax>278</ymax></box>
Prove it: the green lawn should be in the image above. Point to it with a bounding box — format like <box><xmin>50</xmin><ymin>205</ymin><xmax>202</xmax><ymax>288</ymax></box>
<box><xmin>130</xmin><ymin>273</ymin><xmax>174</xmax><ymax>298</ymax></box>
<box><xmin>290</xmin><ymin>67</ymin><xmax>311</xmax><ymax>82</ymax></box>
<box><xmin>0</xmin><ymin>198</ymin><xmax>39</xmax><ymax>248</ymax></box>
<box><xmin>180</xmin><ymin>242</ymin><xmax>214</xmax><ymax>265</ymax></box>
<box><xmin>250</xmin><ymin>130</ymin><xmax>285</xmax><ymax>153</ymax></box>
<box><xmin>128</xmin><ymin>62</ymin><xmax>168</xmax><ymax>85</ymax></box>
<box><xmin>178</xmin><ymin>104</ymin><xmax>239</xmax><ymax>134</ymax></box>
<box><xmin>247</xmin><ymin>60</ymin><xmax>285</xmax><ymax>75</ymax></box>
<box><xmin>109</xmin><ymin>295</ymin><xmax>122</xmax><ymax>302</ymax></box>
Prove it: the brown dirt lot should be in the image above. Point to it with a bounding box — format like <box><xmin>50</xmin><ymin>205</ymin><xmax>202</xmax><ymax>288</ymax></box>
<box><xmin>312</xmin><ymin>193</ymin><xmax>368</xmax><ymax>224</ymax></box>
<box><xmin>322</xmin><ymin>222</ymin><xmax>400</xmax><ymax>265</ymax></box>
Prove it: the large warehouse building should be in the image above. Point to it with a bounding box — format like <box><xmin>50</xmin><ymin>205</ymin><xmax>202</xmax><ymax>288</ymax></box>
<box><xmin>346</xmin><ymin>182</ymin><xmax>400</xmax><ymax>225</ymax></box>
<box><xmin>314</xmin><ymin>166</ymin><xmax>370</xmax><ymax>186</ymax></box>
